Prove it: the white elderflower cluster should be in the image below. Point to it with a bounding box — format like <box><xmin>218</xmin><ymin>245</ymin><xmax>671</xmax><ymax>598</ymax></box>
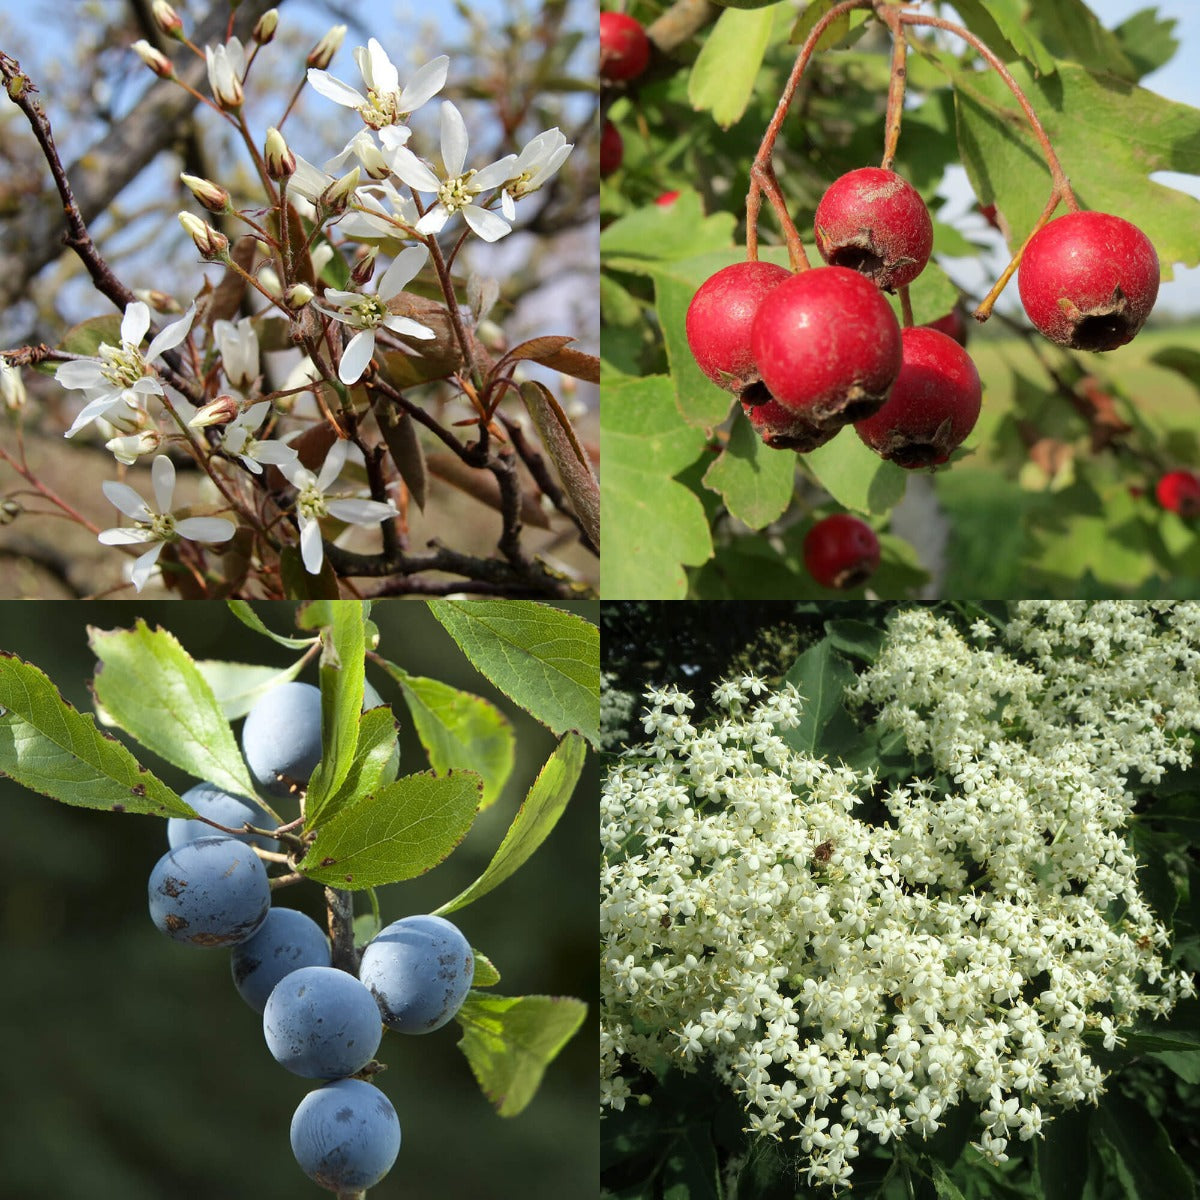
<box><xmin>600</xmin><ymin>671</ymin><xmax>636</xmax><ymax>751</ymax></box>
<box><xmin>600</xmin><ymin>605</ymin><xmax>1199</xmax><ymax>1192</ymax></box>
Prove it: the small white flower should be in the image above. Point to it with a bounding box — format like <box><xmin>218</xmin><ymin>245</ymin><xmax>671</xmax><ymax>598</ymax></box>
<box><xmin>307</xmin><ymin>41</ymin><xmax>447</xmax><ymax>131</ymax></box>
<box><xmin>56</xmin><ymin>301</ymin><xmax>195</xmax><ymax>437</ymax></box>
<box><xmin>314</xmin><ymin>245</ymin><xmax>436</xmax><ymax>385</ymax></box>
<box><xmin>221</xmin><ymin>401</ymin><xmax>299</xmax><ymax>475</ymax></box>
<box><xmin>98</xmin><ymin>455</ymin><xmax>234</xmax><ymax>591</ymax></box>
<box><xmin>0</xmin><ymin>359</ymin><xmax>26</xmax><ymax>411</ymax></box>
<box><xmin>498</xmin><ymin>127</ymin><xmax>573</xmax><ymax>221</ymax></box>
<box><xmin>212</xmin><ymin>316</ymin><xmax>260</xmax><ymax>390</ymax></box>
<box><xmin>339</xmin><ymin>179</ymin><xmax>420</xmax><ymax>241</ymax></box>
<box><xmin>279</xmin><ymin>440</ymin><xmax>397</xmax><ymax>574</ymax></box>
<box><xmin>386</xmin><ymin>101</ymin><xmax>517</xmax><ymax>243</ymax></box>
<box><xmin>106</xmin><ymin>429</ymin><xmax>161</xmax><ymax>465</ymax></box>
<box><xmin>206</xmin><ymin>37</ymin><xmax>245</xmax><ymax>109</ymax></box>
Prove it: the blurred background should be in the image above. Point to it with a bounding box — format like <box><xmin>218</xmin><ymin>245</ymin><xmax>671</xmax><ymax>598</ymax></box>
<box><xmin>0</xmin><ymin>599</ymin><xmax>599</xmax><ymax>1198</ymax></box>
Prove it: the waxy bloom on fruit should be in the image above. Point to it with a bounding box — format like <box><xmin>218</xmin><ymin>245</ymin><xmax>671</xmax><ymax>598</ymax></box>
<box><xmin>98</xmin><ymin>455</ymin><xmax>234</xmax><ymax>591</ymax></box>
<box><xmin>56</xmin><ymin>301</ymin><xmax>195</xmax><ymax>437</ymax></box>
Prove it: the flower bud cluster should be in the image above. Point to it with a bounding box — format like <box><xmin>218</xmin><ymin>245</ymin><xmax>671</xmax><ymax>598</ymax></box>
<box><xmin>600</xmin><ymin>604</ymin><xmax>1199</xmax><ymax>1192</ymax></box>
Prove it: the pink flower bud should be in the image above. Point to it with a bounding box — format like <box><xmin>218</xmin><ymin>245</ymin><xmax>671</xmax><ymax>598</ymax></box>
<box><xmin>152</xmin><ymin>1</ymin><xmax>183</xmax><ymax>36</ymax></box>
<box><xmin>189</xmin><ymin>394</ymin><xmax>241</xmax><ymax>429</ymax></box>
<box><xmin>265</xmin><ymin>127</ymin><xmax>296</xmax><ymax>180</ymax></box>
<box><xmin>253</xmin><ymin>8</ymin><xmax>279</xmax><ymax>45</ymax></box>
<box><xmin>180</xmin><ymin>173</ymin><xmax>231</xmax><ymax>214</ymax></box>
<box><xmin>306</xmin><ymin>24</ymin><xmax>346</xmax><ymax>70</ymax></box>
<box><xmin>132</xmin><ymin>39</ymin><xmax>174</xmax><ymax>79</ymax></box>
<box><xmin>179</xmin><ymin>212</ymin><xmax>230</xmax><ymax>260</ymax></box>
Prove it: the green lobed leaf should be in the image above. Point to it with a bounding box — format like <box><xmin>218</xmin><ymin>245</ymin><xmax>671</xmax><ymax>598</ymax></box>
<box><xmin>0</xmin><ymin>652</ymin><xmax>191</xmax><ymax>817</ymax></box>
<box><xmin>225</xmin><ymin>600</ymin><xmax>317</xmax><ymax>649</ymax></box>
<box><xmin>378</xmin><ymin>660</ymin><xmax>514</xmax><ymax>810</ymax></box>
<box><xmin>600</xmin><ymin>191</ymin><xmax>737</xmax><ymax>263</ymax></box>
<box><xmin>789</xmin><ymin>0</ymin><xmax>853</xmax><ymax>51</ymax></box>
<box><xmin>436</xmin><ymin>733</ymin><xmax>587</xmax><ymax>916</ymax></box>
<box><xmin>301</xmin><ymin>768</ymin><xmax>481</xmax><ymax>889</ymax></box>
<box><xmin>887</xmin><ymin>260</ymin><xmax>960</xmax><ymax>327</ymax></box>
<box><xmin>193</xmin><ymin>658</ymin><xmax>307</xmax><ymax>721</ymax></box>
<box><xmin>88</xmin><ymin>622</ymin><xmax>260</xmax><ymax>803</ymax></box>
<box><xmin>304</xmin><ymin>602</ymin><xmax>367</xmax><ymax>823</ymax></box>
<box><xmin>1023</xmin><ymin>0</ymin><xmax>1138</xmax><ymax>79</ymax></box>
<box><xmin>427</xmin><ymin>601</ymin><xmax>599</xmax><ymax>747</ymax></box>
<box><xmin>1093</xmin><ymin>1091</ymin><xmax>1195</xmax><ymax>1200</ymax></box>
<box><xmin>312</xmin><ymin>706</ymin><xmax>400</xmax><ymax>823</ymax></box>
<box><xmin>455</xmin><ymin>992</ymin><xmax>588</xmax><ymax>1117</ymax></box>
<box><xmin>602</xmin><ymin>375</ymin><xmax>713</xmax><ymax>598</ymax></box>
<box><xmin>701</xmin><ymin>416</ymin><xmax>795</xmax><ymax>530</ymax></box>
<box><xmin>949</xmin><ymin>0</ymin><xmax>1056</xmax><ymax>76</ymax></box>
<box><xmin>1112</xmin><ymin>8</ymin><xmax>1180</xmax><ymax>81</ymax></box>
<box><xmin>688</xmin><ymin>4</ymin><xmax>778</xmax><ymax>130</ymax></box>
<box><xmin>802</xmin><ymin>432</ymin><xmax>909</xmax><ymax>515</ymax></box>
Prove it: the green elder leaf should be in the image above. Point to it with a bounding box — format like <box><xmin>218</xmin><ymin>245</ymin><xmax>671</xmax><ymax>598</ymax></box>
<box><xmin>305</xmin><ymin>602</ymin><xmax>366</xmax><ymax>824</ymax></box>
<box><xmin>193</xmin><ymin>658</ymin><xmax>307</xmax><ymax>721</ymax></box>
<box><xmin>0</xmin><ymin>652</ymin><xmax>191</xmax><ymax>817</ymax></box>
<box><xmin>1093</xmin><ymin>1091</ymin><xmax>1195</xmax><ymax>1200</ymax></box>
<box><xmin>436</xmin><ymin>733</ymin><xmax>586</xmax><ymax>916</ymax></box>
<box><xmin>301</xmin><ymin>769</ymin><xmax>481</xmax><ymax>888</ymax></box>
<box><xmin>688</xmin><ymin>3</ymin><xmax>777</xmax><ymax>130</ymax></box>
<box><xmin>783</xmin><ymin>637</ymin><xmax>857</xmax><ymax>757</ymax></box>
<box><xmin>602</xmin><ymin>375</ymin><xmax>713</xmax><ymax>598</ymax></box>
<box><xmin>702</xmin><ymin>416</ymin><xmax>795</xmax><ymax>530</ymax></box>
<box><xmin>456</xmin><ymin>992</ymin><xmax>588</xmax><ymax>1117</ymax></box>
<box><xmin>377</xmin><ymin>661</ymin><xmax>514</xmax><ymax>810</ymax></box>
<box><xmin>225</xmin><ymin>600</ymin><xmax>317</xmax><ymax>649</ymax></box>
<box><xmin>427</xmin><ymin>601</ymin><xmax>598</xmax><ymax>747</ymax></box>
<box><xmin>947</xmin><ymin>58</ymin><xmax>1200</xmax><ymax>278</ymax></box>
<box><xmin>803</xmin><ymin>432</ymin><xmax>908</xmax><ymax>515</ymax></box>
<box><xmin>600</xmin><ymin>190</ymin><xmax>737</xmax><ymax>263</ymax></box>
<box><xmin>89</xmin><ymin>621</ymin><xmax>259</xmax><ymax>802</ymax></box>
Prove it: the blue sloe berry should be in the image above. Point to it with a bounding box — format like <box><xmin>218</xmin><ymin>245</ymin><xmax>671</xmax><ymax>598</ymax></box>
<box><xmin>167</xmin><ymin>781</ymin><xmax>275</xmax><ymax>851</ymax></box>
<box><xmin>290</xmin><ymin>1078</ymin><xmax>400</xmax><ymax>1192</ymax></box>
<box><xmin>148</xmin><ymin>836</ymin><xmax>270</xmax><ymax>947</ymax></box>
<box><xmin>358</xmin><ymin>914</ymin><xmax>474</xmax><ymax>1034</ymax></box>
<box><xmin>231</xmin><ymin>907</ymin><xmax>332</xmax><ymax>1014</ymax></box>
<box><xmin>242</xmin><ymin>681</ymin><xmax>323</xmax><ymax>797</ymax></box>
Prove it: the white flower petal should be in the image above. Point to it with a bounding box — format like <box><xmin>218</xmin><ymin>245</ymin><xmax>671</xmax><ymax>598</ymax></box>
<box><xmin>339</xmin><ymin>329</ymin><xmax>376</xmax><ymax>385</ymax></box>
<box><xmin>64</xmin><ymin>391</ymin><xmax>123</xmax><ymax>437</ymax></box>
<box><xmin>472</xmin><ymin>155</ymin><xmax>519</xmax><ymax>191</ymax></box>
<box><xmin>253</xmin><ymin>440</ymin><xmax>300</xmax><ymax>466</ymax></box>
<box><xmin>363</xmin><ymin>39</ymin><xmax>398</xmax><ymax>95</ymax></box>
<box><xmin>398</xmin><ymin>55</ymin><xmax>449</xmax><ymax>114</ymax></box>
<box><xmin>327</xmin><ymin>498</ymin><xmax>397</xmax><ymax>526</ymax></box>
<box><xmin>500</xmin><ymin>191</ymin><xmax>516</xmax><ymax>222</ymax></box>
<box><xmin>387</xmin><ymin>147</ymin><xmax>442</xmax><ymax>193</ymax></box>
<box><xmin>383</xmin><ymin>315</ymin><xmax>436</xmax><ymax>341</ymax></box>
<box><xmin>101</xmin><ymin>480</ymin><xmax>153</xmax><ymax>521</ymax></box>
<box><xmin>280</xmin><ymin>458</ymin><xmax>315</xmax><ymax>489</ymax></box>
<box><xmin>129</xmin><ymin>542</ymin><xmax>166</xmax><ymax>592</ymax></box>
<box><xmin>377</xmin><ymin>245</ymin><xmax>429</xmax><ymax>299</ymax></box>
<box><xmin>121</xmin><ymin>301</ymin><xmax>151</xmax><ymax>346</ymax></box>
<box><xmin>306</xmin><ymin>69</ymin><xmax>365</xmax><ymax>109</ymax></box>
<box><xmin>56</xmin><ymin>360</ymin><xmax>104</xmax><ymax>390</ymax></box>
<box><xmin>462</xmin><ymin>204</ymin><xmax>512</xmax><ymax>243</ymax></box>
<box><xmin>440</xmin><ymin>102</ymin><xmax>469</xmax><ymax>176</ymax></box>
<box><xmin>151</xmin><ymin>455</ymin><xmax>176</xmax><ymax>513</ymax></box>
<box><xmin>317</xmin><ymin>439</ymin><xmax>351</xmax><ymax>490</ymax></box>
<box><xmin>323</xmin><ymin>288</ymin><xmax>363</xmax><ymax>308</ymax></box>
<box><xmin>98</xmin><ymin>526</ymin><xmax>156</xmax><ymax>546</ymax></box>
<box><xmin>415</xmin><ymin>206</ymin><xmax>449</xmax><ymax>236</ymax></box>
<box><xmin>291</xmin><ymin>154</ymin><xmax>334</xmax><ymax>202</ymax></box>
<box><xmin>299</xmin><ymin>514</ymin><xmax>324</xmax><ymax>574</ymax></box>
<box><xmin>378</xmin><ymin>126</ymin><xmax>411</xmax><ymax>152</ymax></box>
<box><xmin>145</xmin><ymin>304</ymin><xmax>196</xmax><ymax>360</ymax></box>
<box><xmin>175</xmin><ymin>516</ymin><xmax>236</xmax><ymax>543</ymax></box>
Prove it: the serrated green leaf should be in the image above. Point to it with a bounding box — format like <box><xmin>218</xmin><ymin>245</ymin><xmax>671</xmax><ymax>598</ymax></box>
<box><xmin>783</xmin><ymin>638</ymin><xmax>856</xmax><ymax>756</ymax></box>
<box><xmin>702</xmin><ymin>416</ymin><xmax>795</xmax><ymax>530</ymax></box>
<box><xmin>88</xmin><ymin>621</ymin><xmax>260</xmax><ymax>802</ymax></box>
<box><xmin>456</xmin><ymin>992</ymin><xmax>587</xmax><ymax>1117</ymax></box>
<box><xmin>225</xmin><ymin>600</ymin><xmax>317</xmax><ymax>649</ymax></box>
<box><xmin>194</xmin><ymin>658</ymin><xmax>307</xmax><ymax>720</ymax></box>
<box><xmin>427</xmin><ymin>601</ymin><xmax>599</xmax><ymax>747</ymax></box>
<box><xmin>802</xmin><ymin>432</ymin><xmax>909</xmax><ymax>515</ymax></box>
<box><xmin>887</xmin><ymin>260</ymin><xmax>960</xmax><ymax>326</ymax></box>
<box><xmin>280</xmin><ymin>546</ymin><xmax>340</xmax><ymax>599</ymax></box>
<box><xmin>600</xmin><ymin>191</ymin><xmax>737</xmax><ymax>263</ymax></box>
<box><xmin>1036</xmin><ymin>1101</ymin><xmax>1090</xmax><ymax>1200</ymax></box>
<box><xmin>314</xmin><ymin>706</ymin><xmax>400</xmax><ymax>823</ymax></box>
<box><xmin>950</xmin><ymin>0</ymin><xmax>1056</xmax><ymax>76</ymax></box>
<box><xmin>301</xmin><ymin>769</ymin><xmax>481</xmax><ymax>888</ymax></box>
<box><xmin>472</xmin><ymin>951</ymin><xmax>501</xmax><ymax>988</ymax></box>
<box><xmin>436</xmin><ymin>733</ymin><xmax>586</xmax><ymax>916</ymax></box>
<box><xmin>931</xmin><ymin>1160</ymin><xmax>967</xmax><ymax>1200</ymax></box>
<box><xmin>789</xmin><ymin>0</ymin><xmax>852</xmax><ymax>51</ymax></box>
<box><xmin>1112</xmin><ymin>8</ymin><xmax>1180</xmax><ymax>81</ymax></box>
<box><xmin>0</xmin><ymin>652</ymin><xmax>191</xmax><ymax>817</ymax></box>
<box><xmin>1024</xmin><ymin>0</ymin><xmax>1138</xmax><ymax>79</ymax></box>
<box><xmin>378</xmin><ymin>662</ymin><xmax>514</xmax><ymax>809</ymax></box>
<box><xmin>688</xmin><ymin>4</ymin><xmax>777</xmax><ymax>130</ymax></box>
<box><xmin>305</xmin><ymin>602</ymin><xmax>367</xmax><ymax>822</ymax></box>
<box><xmin>602</xmin><ymin>375</ymin><xmax>713</xmax><ymax>598</ymax></box>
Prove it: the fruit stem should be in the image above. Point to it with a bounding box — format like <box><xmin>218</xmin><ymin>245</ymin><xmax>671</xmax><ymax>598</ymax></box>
<box><xmin>746</xmin><ymin>0</ymin><xmax>870</xmax><ymax>267</ymax></box>
<box><xmin>879</xmin><ymin>6</ymin><xmax>908</xmax><ymax>172</ymax></box>
<box><xmin>972</xmin><ymin>187</ymin><xmax>1063</xmax><ymax>322</ymax></box>
<box><xmin>898</xmin><ymin>284</ymin><xmax>914</xmax><ymax>328</ymax></box>
<box><xmin>899</xmin><ymin>12</ymin><xmax>1079</xmax><ymax>213</ymax></box>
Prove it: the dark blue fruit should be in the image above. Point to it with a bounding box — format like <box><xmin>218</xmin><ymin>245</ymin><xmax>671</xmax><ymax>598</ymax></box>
<box><xmin>290</xmin><ymin>1078</ymin><xmax>401</xmax><ymax>1191</ymax></box>
<box><xmin>242</xmin><ymin>681</ymin><xmax>323</xmax><ymax>797</ymax></box>
<box><xmin>231</xmin><ymin>907</ymin><xmax>332</xmax><ymax>1014</ymax></box>
<box><xmin>167</xmin><ymin>781</ymin><xmax>274</xmax><ymax>851</ymax></box>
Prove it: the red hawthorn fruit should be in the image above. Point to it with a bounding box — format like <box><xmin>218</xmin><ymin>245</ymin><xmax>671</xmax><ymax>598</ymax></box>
<box><xmin>600</xmin><ymin>12</ymin><xmax>651</xmax><ymax>82</ymax></box>
<box><xmin>1017</xmin><ymin>211</ymin><xmax>1159</xmax><ymax>351</ymax></box>
<box><xmin>750</xmin><ymin>265</ymin><xmax>902</xmax><ymax>433</ymax></box>
<box><xmin>686</xmin><ymin>260</ymin><xmax>791</xmax><ymax>395</ymax></box>
<box><xmin>813</xmin><ymin>167</ymin><xmax>934</xmax><ymax>291</ymax></box>
<box><xmin>600</xmin><ymin>119</ymin><xmax>623</xmax><ymax>177</ymax></box>
<box><xmin>655</xmin><ymin>190</ymin><xmax>681</xmax><ymax>207</ymax></box>
<box><xmin>855</xmin><ymin>327</ymin><xmax>982</xmax><ymax>469</ymax></box>
<box><xmin>742</xmin><ymin>393</ymin><xmax>839</xmax><ymax>453</ymax></box>
<box><xmin>1156</xmin><ymin>470</ymin><xmax>1200</xmax><ymax>517</ymax></box>
<box><xmin>803</xmin><ymin>513</ymin><xmax>881</xmax><ymax>589</ymax></box>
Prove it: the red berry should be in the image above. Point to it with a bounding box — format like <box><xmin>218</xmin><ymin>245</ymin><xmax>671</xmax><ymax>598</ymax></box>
<box><xmin>600</xmin><ymin>12</ymin><xmax>651</xmax><ymax>82</ymax></box>
<box><xmin>655</xmin><ymin>190</ymin><xmax>681</xmax><ymax>207</ymax></box>
<box><xmin>750</xmin><ymin>265</ymin><xmax>902</xmax><ymax>432</ymax></box>
<box><xmin>1156</xmin><ymin>470</ymin><xmax>1200</xmax><ymax>517</ymax></box>
<box><xmin>1017</xmin><ymin>211</ymin><xmax>1159</xmax><ymax>351</ymax></box>
<box><xmin>600</xmin><ymin>119</ymin><xmax>623</xmax><ymax>177</ymax></box>
<box><xmin>686</xmin><ymin>260</ymin><xmax>791</xmax><ymax>395</ymax></box>
<box><xmin>742</xmin><ymin>393</ymin><xmax>838</xmax><ymax>453</ymax></box>
<box><xmin>854</xmin><ymin>327</ymin><xmax>981</xmax><ymax>469</ymax></box>
<box><xmin>803</xmin><ymin>513</ymin><xmax>881</xmax><ymax>590</ymax></box>
<box><xmin>813</xmin><ymin>167</ymin><xmax>933</xmax><ymax>291</ymax></box>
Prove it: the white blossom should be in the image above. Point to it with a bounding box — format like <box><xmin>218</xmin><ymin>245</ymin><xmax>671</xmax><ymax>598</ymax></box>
<box><xmin>498</xmin><ymin>127</ymin><xmax>573</xmax><ymax>221</ymax></box>
<box><xmin>220</xmin><ymin>401</ymin><xmax>298</xmax><ymax>475</ymax></box>
<box><xmin>205</xmin><ymin>37</ymin><xmax>245</xmax><ymax>109</ymax></box>
<box><xmin>0</xmin><ymin>359</ymin><xmax>26</xmax><ymax>411</ymax></box>
<box><xmin>307</xmin><ymin>40</ymin><xmax>447</xmax><ymax>132</ymax></box>
<box><xmin>212</xmin><ymin>316</ymin><xmax>260</xmax><ymax>390</ymax></box>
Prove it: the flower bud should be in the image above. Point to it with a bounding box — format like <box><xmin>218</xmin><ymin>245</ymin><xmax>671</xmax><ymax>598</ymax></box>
<box><xmin>189</xmin><ymin>394</ymin><xmax>241</xmax><ymax>429</ymax></box>
<box><xmin>179</xmin><ymin>211</ymin><xmax>230</xmax><ymax>260</ymax></box>
<box><xmin>350</xmin><ymin>248</ymin><xmax>377</xmax><ymax>288</ymax></box>
<box><xmin>132</xmin><ymin>39</ymin><xmax>174</xmax><ymax>79</ymax></box>
<box><xmin>286</xmin><ymin>284</ymin><xmax>315</xmax><ymax>309</ymax></box>
<box><xmin>106</xmin><ymin>430</ymin><xmax>161</xmax><ymax>465</ymax></box>
<box><xmin>320</xmin><ymin>166</ymin><xmax>361</xmax><ymax>217</ymax></box>
<box><xmin>152</xmin><ymin>1</ymin><xmax>183</xmax><ymax>36</ymax></box>
<box><xmin>135</xmin><ymin>289</ymin><xmax>183</xmax><ymax>314</ymax></box>
<box><xmin>259</xmin><ymin>267</ymin><xmax>282</xmax><ymax>296</ymax></box>
<box><xmin>306</xmin><ymin>24</ymin><xmax>346</xmax><ymax>70</ymax></box>
<box><xmin>265</xmin><ymin>127</ymin><xmax>296</xmax><ymax>180</ymax></box>
<box><xmin>253</xmin><ymin>8</ymin><xmax>278</xmax><ymax>45</ymax></box>
<box><xmin>180</xmin><ymin>172</ymin><xmax>231</xmax><ymax>214</ymax></box>
<box><xmin>0</xmin><ymin>360</ymin><xmax>27</xmax><ymax>412</ymax></box>
<box><xmin>205</xmin><ymin>40</ymin><xmax>245</xmax><ymax>111</ymax></box>
<box><xmin>0</xmin><ymin>498</ymin><xmax>21</xmax><ymax>525</ymax></box>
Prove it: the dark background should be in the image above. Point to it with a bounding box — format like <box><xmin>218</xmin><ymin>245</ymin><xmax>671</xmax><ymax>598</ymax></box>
<box><xmin>0</xmin><ymin>600</ymin><xmax>599</xmax><ymax>1199</ymax></box>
